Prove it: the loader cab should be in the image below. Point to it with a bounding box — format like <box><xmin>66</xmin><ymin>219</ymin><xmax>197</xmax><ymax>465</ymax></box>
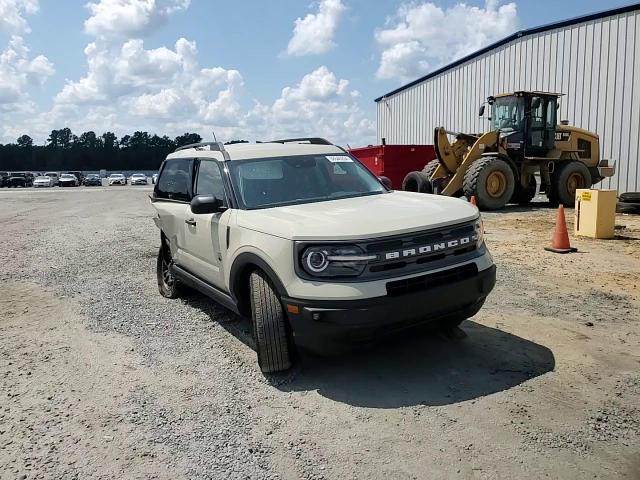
<box><xmin>488</xmin><ymin>91</ymin><xmax>559</xmax><ymax>158</ymax></box>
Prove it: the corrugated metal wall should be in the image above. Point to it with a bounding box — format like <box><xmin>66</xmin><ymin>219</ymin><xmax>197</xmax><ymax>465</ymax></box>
<box><xmin>376</xmin><ymin>9</ymin><xmax>640</xmax><ymax>192</ymax></box>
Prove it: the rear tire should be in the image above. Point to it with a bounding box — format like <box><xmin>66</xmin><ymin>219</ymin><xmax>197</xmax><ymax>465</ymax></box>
<box><xmin>249</xmin><ymin>270</ymin><xmax>292</xmax><ymax>373</ymax></box>
<box><xmin>463</xmin><ymin>157</ymin><xmax>515</xmax><ymax>210</ymax></box>
<box><xmin>156</xmin><ymin>244</ymin><xmax>181</xmax><ymax>298</ymax></box>
<box><xmin>549</xmin><ymin>161</ymin><xmax>591</xmax><ymax>208</ymax></box>
<box><xmin>510</xmin><ymin>176</ymin><xmax>537</xmax><ymax>204</ymax></box>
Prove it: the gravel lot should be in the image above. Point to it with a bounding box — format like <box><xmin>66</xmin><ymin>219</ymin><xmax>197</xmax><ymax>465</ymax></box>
<box><xmin>1</xmin><ymin>186</ymin><xmax>639</xmax><ymax>479</ymax></box>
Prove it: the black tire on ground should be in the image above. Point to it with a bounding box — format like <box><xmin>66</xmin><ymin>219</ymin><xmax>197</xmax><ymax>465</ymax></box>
<box><xmin>463</xmin><ymin>156</ymin><xmax>515</xmax><ymax>210</ymax></box>
<box><xmin>548</xmin><ymin>161</ymin><xmax>592</xmax><ymax>208</ymax></box>
<box><xmin>616</xmin><ymin>202</ymin><xmax>640</xmax><ymax>214</ymax></box>
<box><xmin>510</xmin><ymin>175</ymin><xmax>537</xmax><ymax>204</ymax></box>
<box><xmin>156</xmin><ymin>243</ymin><xmax>181</xmax><ymax>298</ymax></box>
<box><xmin>619</xmin><ymin>192</ymin><xmax>640</xmax><ymax>204</ymax></box>
<box><xmin>402</xmin><ymin>171</ymin><xmax>431</xmax><ymax>193</ymax></box>
<box><xmin>249</xmin><ymin>270</ymin><xmax>292</xmax><ymax>373</ymax></box>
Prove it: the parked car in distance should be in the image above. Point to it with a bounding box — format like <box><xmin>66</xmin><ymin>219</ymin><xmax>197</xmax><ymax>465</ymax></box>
<box><xmin>65</xmin><ymin>171</ymin><xmax>84</xmax><ymax>185</ymax></box>
<box><xmin>44</xmin><ymin>172</ymin><xmax>60</xmax><ymax>186</ymax></box>
<box><xmin>0</xmin><ymin>171</ymin><xmax>9</xmax><ymax>187</ymax></box>
<box><xmin>130</xmin><ymin>173</ymin><xmax>148</xmax><ymax>185</ymax></box>
<box><xmin>84</xmin><ymin>174</ymin><xmax>102</xmax><ymax>186</ymax></box>
<box><xmin>108</xmin><ymin>173</ymin><xmax>126</xmax><ymax>185</ymax></box>
<box><xmin>151</xmin><ymin>173</ymin><xmax>158</xmax><ymax>184</ymax></box>
<box><xmin>33</xmin><ymin>175</ymin><xmax>55</xmax><ymax>187</ymax></box>
<box><xmin>8</xmin><ymin>172</ymin><xmax>33</xmax><ymax>187</ymax></box>
<box><xmin>59</xmin><ymin>173</ymin><xmax>79</xmax><ymax>187</ymax></box>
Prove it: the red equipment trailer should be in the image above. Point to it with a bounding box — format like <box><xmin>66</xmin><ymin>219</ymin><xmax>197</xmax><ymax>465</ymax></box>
<box><xmin>349</xmin><ymin>144</ymin><xmax>435</xmax><ymax>190</ymax></box>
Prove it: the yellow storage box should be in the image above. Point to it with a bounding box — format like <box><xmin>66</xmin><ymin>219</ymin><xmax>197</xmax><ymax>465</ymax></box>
<box><xmin>574</xmin><ymin>189</ymin><xmax>617</xmax><ymax>239</ymax></box>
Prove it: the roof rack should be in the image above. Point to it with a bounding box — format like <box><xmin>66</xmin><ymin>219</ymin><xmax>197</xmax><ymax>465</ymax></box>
<box><xmin>175</xmin><ymin>141</ymin><xmax>230</xmax><ymax>160</ymax></box>
<box><xmin>268</xmin><ymin>137</ymin><xmax>333</xmax><ymax>145</ymax></box>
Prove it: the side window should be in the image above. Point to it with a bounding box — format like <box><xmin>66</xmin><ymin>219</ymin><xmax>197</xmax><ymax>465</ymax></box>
<box><xmin>156</xmin><ymin>159</ymin><xmax>192</xmax><ymax>201</ymax></box>
<box><xmin>195</xmin><ymin>160</ymin><xmax>227</xmax><ymax>205</ymax></box>
<box><xmin>546</xmin><ymin>98</ymin><xmax>557</xmax><ymax>129</ymax></box>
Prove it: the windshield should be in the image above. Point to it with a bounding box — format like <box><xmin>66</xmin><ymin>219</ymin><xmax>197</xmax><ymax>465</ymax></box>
<box><xmin>132</xmin><ymin>174</ymin><xmax>144</xmax><ymax>177</ymax></box>
<box><xmin>491</xmin><ymin>96</ymin><xmax>524</xmax><ymax>131</ymax></box>
<box><xmin>45</xmin><ymin>172</ymin><xmax>57</xmax><ymax>177</ymax></box>
<box><xmin>61</xmin><ymin>174</ymin><xmax>74</xmax><ymax>179</ymax></box>
<box><xmin>110</xmin><ymin>174</ymin><xmax>123</xmax><ymax>178</ymax></box>
<box><xmin>228</xmin><ymin>154</ymin><xmax>386</xmax><ymax>209</ymax></box>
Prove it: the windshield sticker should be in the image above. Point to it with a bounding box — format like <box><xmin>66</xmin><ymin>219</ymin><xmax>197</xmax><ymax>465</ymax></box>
<box><xmin>326</xmin><ymin>155</ymin><xmax>353</xmax><ymax>163</ymax></box>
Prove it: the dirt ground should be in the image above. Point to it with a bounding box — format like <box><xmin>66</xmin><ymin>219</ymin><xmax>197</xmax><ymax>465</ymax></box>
<box><xmin>1</xmin><ymin>186</ymin><xmax>639</xmax><ymax>480</ymax></box>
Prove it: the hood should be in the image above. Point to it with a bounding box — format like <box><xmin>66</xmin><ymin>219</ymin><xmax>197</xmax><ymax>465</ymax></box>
<box><xmin>236</xmin><ymin>191</ymin><xmax>479</xmax><ymax>241</ymax></box>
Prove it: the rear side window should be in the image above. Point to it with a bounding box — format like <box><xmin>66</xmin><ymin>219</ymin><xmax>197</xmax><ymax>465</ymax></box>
<box><xmin>195</xmin><ymin>160</ymin><xmax>226</xmax><ymax>205</ymax></box>
<box><xmin>156</xmin><ymin>159</ymin><xmax>192</xmax><ymax>201</ymax></box>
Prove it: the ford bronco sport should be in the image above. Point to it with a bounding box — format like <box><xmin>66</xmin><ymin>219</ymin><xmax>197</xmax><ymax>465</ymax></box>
<box><xmin>151</xmin><ymin>138</ymin><xmax>496</xmax><ymax>373</ymax></box>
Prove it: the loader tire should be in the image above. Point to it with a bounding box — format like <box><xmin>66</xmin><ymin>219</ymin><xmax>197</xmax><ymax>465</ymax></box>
<box><xmin>402</xmin><ymin>171</ymin><xmax>432</xmax><ymax>193</ymax></box>
<box><xmin>463</xmin><ymin>157</ymin><xmax>515</xmax><ymax>210</ymax></box>
<box><xmin>549</xmin><ymin>161</ymin><xmax>591</xmax><ymax>208</ymax></box>
<box><xmin>619</xmin><ymin>192</ymin><xmax>640</xmax><ymax>204</ymax></box>
<box><xmin>510</xmin><ymin>176</ymin><xmax>537</xmax><ymax>205</ymax></box>
<box><xmin>421</xmin><ymin>160</ymin><xmax>439</xmax><ymax>180</ymax></box>
<box><xmin>249</xmin><ymin>270</ymin><xmax>292</xmax><ymax>373</ymax></box>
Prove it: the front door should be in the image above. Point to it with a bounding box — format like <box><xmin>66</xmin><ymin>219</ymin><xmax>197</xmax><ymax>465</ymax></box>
<box><xmin>180</xmin><ymin>159</ymin><xmax>230</xmax><ymax>290</ymax></box>
<box><xmin>526</xmin><ymin>95</ymin><xmax>556</xmax><ymax>156</ymax></box>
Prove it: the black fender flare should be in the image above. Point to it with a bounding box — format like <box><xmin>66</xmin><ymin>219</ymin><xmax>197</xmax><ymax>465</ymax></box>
<box><xmin>229</xmin><ymin>252</ymin><xmax>288</xmax><ymax>316</ymax></box>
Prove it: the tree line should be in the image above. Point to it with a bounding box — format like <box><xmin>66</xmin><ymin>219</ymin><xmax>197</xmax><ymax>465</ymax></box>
<box><xmin>0</xmin><ymin>129</ymin><xmax>205</xmax><ymax>172</ymax></box>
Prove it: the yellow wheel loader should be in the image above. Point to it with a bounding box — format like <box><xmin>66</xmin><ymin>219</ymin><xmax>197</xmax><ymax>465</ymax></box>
<box><xmin>404</xmin><ymin>91</ymin><xmax>615</xmax><ymax>210</ymax></box>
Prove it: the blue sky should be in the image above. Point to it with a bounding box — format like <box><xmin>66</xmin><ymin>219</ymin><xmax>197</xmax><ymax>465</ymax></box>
<box><xmin>0</xmin><ymin>0</ymin><xmax>634</xmax><ymax>145</ymax></box>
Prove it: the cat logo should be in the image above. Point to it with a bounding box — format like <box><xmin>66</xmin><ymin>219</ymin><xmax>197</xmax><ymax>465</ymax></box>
<box><xmin>555</xmin><ymin>131</ymin><xmax>571</xmax><ymax>142</ymax></box>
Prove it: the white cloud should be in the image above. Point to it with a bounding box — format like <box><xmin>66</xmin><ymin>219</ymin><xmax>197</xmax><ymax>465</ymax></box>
<box><xmin>0</xmin><ymin>35</ymin><xmax>54</xmax><ymax>107</ymax></box>
<box><xmin>246</xmin><ymin>66</ymin><xmax>374</xmax><ymax>145</ymax></box>
<box><xmin>286</xmin><ymin>0</ymin><xmax>346</xmax><ymax>56</ymax></box>
<box><xmin>55</xmin><ymin>38</ymin><xmax>196</xmax><ymax>104</ymax></box>
<box><xmin>375</xmin><ymin>0</ymin><xmax>518</xmax><ymax>80</ymax></box>
<box><xmin>0</xmin><ymin>0</ymin><xmax>38</xmax><ymax>34</ymax></box>
<box><xmin>84</xmin><ymin>0</ymin><xmax>190</xmax><ymax>39</ymax></box>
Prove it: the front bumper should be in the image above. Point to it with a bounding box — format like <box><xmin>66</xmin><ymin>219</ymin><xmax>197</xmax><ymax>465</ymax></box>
<box><xmin>282</xmin><ymin>264</ymin><xmax>496</xmax><ymax>352</ymax></box>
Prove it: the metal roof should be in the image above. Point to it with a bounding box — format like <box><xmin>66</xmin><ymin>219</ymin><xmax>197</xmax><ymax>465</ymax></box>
<box><xmin>374</xmin><ymin>3</ymin><xmax>640</xmax><ymax>102</ymax></box>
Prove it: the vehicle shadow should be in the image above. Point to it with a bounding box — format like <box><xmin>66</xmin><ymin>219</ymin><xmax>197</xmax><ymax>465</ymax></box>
<box><xmin>183</xmin><ymin>287</ymin><xmax>555</xmax><ymax>408</ymax></box>
<box><xmin>278</xmin><ymin>320</ymin><xmax>555</xmax><ymax>408</ymax></box>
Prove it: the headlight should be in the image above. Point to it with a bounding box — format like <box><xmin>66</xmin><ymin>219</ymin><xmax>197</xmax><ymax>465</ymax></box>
<box><xmin>474</xmin><ymin>218</ymin><xmax>484</xmax><ymax>247</ymax></box>
<box><xmin>300</xmin><ymin>245</ymin><xmax>376</xmax><ymax>278</ymax></box>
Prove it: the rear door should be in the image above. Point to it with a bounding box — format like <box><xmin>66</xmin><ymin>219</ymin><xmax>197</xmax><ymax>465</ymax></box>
<box><xmin>180</xmin><ymin>159</ymin><xmax>230</xmax><ymax>289</ymax></box>
<box><xmin>153</xmin><ymin>158</ymin><xmax>193</xmax><ymax>266</ymax></box>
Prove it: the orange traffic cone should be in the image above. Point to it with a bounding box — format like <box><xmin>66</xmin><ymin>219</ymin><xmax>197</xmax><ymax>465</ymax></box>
<box><xmin>544</xmin><ymin>205</ymin><xmax>577</xmax><ymax>253</ymax></box>
<box><xmin>469</xmin><ymin>196</ymin><xmax>477</xmax><ymax>206</ymax></box>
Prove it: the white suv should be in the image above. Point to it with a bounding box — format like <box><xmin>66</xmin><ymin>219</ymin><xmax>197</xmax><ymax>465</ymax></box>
<box><xmin>151</xmin><ymin>139</ymin><xmax>496</xmax><ymax>372</ymax></box>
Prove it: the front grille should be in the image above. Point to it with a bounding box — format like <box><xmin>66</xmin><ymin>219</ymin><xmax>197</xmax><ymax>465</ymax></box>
<box><xmin>361</xmin><ymin>222</ymin><xmax>478</xmax><ymax>279</ymax></box>
<box><xmin>386</xmin><ymin>263</ymin><xmax>478</xmax><ymax>296</ymax></box>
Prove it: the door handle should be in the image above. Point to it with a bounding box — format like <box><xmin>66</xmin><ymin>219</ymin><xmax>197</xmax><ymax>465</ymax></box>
<box><xmin>185</xmin><ymin>218</ymin><xmax>197</xmax><ymax>226</ymax></box>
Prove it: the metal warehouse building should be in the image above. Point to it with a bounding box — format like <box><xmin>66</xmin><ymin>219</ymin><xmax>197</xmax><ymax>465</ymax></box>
<box><xmin>375</xmin><ymin>4</ymin><xmax>640</xmax><ymax>193</ymax></box>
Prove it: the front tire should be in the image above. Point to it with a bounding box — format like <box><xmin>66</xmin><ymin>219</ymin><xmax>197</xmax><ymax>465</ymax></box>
<box><xmin>463</xmin><ymin>157</ymin><xmax>515</xmax><ymax>210</ymax></box>
<box><xmin>402</xmin><ymin>171</ymin><xmax>432</xmax><ymax>193</ymax></box>
<box><xmin>249</xmin><ymin>270</ymin><xmax>292</xmax><ymax>373</ymax></box>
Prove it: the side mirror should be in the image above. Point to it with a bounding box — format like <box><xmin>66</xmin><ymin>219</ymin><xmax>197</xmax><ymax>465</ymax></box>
<box><xmin>190</xmin><ymin>194</ymin><xmax>226</xmax><ymax>214</ymax></box>
<box><xmin>378</xmin><ymin>176</ymin><xmax>392</xmax><ymax>189</ymax></box>
<box><xmin>478</xmin><ymin>105</ymin><xmax>485</xmax><ymax>117</ymax></box>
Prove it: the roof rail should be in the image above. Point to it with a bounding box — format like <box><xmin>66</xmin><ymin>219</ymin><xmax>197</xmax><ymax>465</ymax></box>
<box><xmin>175</xmin><ymin>141</ymin><xmax>230</xmax><ymax>160</ymax></box>
<box><xmin>268</xmin><ymin>137</ymin><xmax>333</xmax><ymax>145</ymax></box>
